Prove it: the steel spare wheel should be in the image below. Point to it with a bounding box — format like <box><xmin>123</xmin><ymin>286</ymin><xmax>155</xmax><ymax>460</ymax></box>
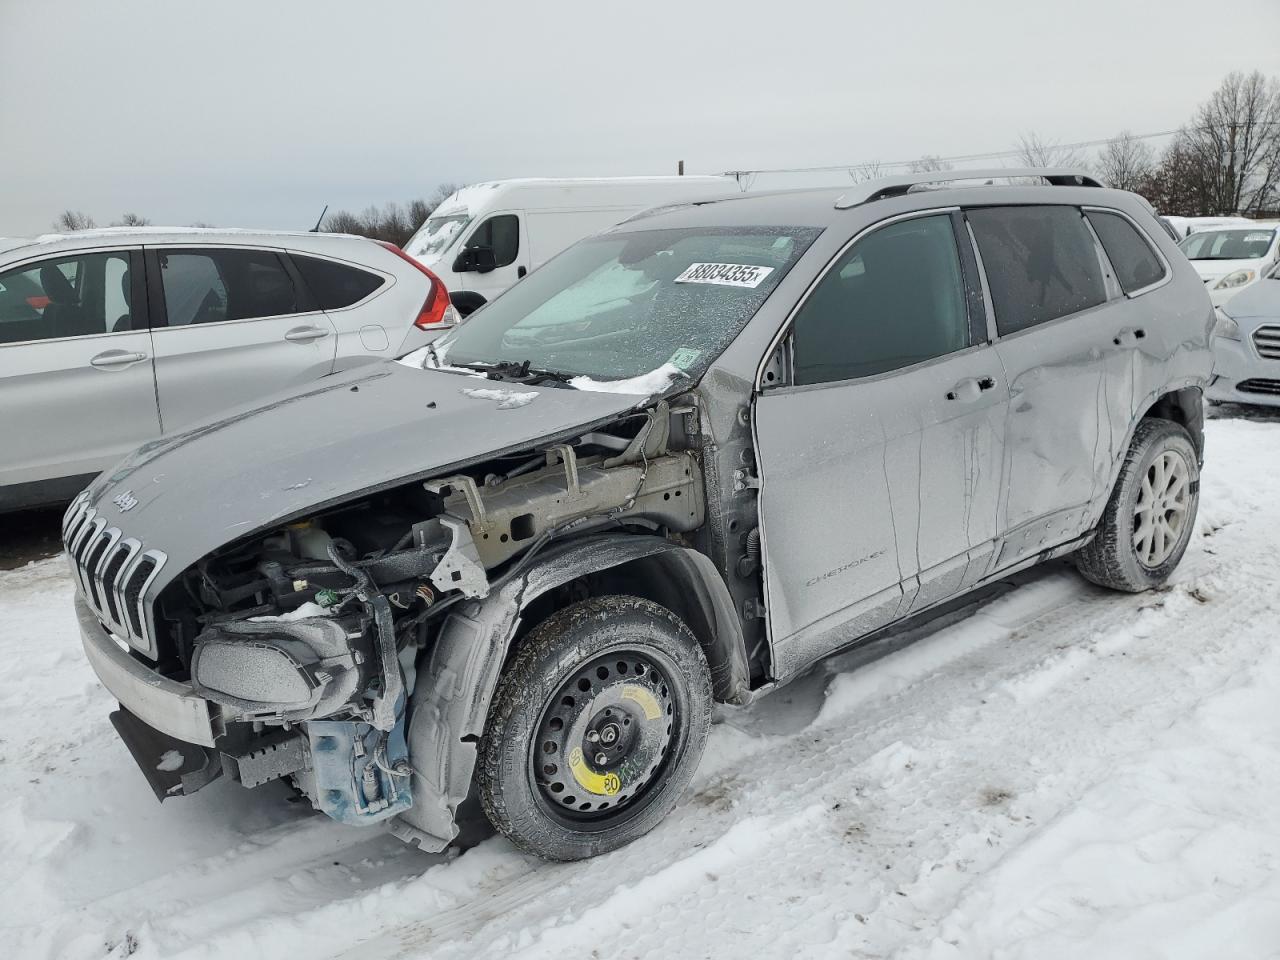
<box><xmin>533</xmin><ymin>651</ymin><xmax>675</xmax><ymax>820</ymax></box>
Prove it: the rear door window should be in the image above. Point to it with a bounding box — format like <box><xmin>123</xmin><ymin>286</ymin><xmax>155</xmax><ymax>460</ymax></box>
<box><xmin>0</xmin><ymin>251</ymin><xmax>134</xmax><ymax>344</ymax></box>
<box><xmin>157</xmin><ymin>249</ymin><xmax>299</xmax><ymax>325</ymax></box>
<box><xmin>790</xmin><ymin>214</ymin><xmax>970</xmax><ymax>385</ymax></box>
<box><xmin>292</xmin><ymin>255</ymin><xmax>384</xmax><ymax>309</ymax></box>
<box><xmin>466</xmin><ymin>214</ymin><xmax>520</xmax><ymax>267</ymax></box>
<box><xmin>1086</xmin><ymin>210</ymin><xmax>1166</xmax><ymax>294</ymax></box>
<box><xmin>967</xmin><ymin>205</ymin><xmax>1107</xmax><ymax>336</ymax></box>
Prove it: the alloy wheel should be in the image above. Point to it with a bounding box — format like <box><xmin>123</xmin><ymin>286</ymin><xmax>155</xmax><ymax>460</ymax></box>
<box><xmin>1133</xmin><ymin>449</ymin><xmax>1191</xmax><ymax>567</ymax></box>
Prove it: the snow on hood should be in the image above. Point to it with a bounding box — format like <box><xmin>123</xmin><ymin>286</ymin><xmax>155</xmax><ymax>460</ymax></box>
<box><xmin>396</xmin><ymin>343</ymin><xmax>486</xmax><ymax>377</ymax></box>
<box><xmin>459</xmin><ymin>386</ymin><xmax>539</xmax><ymax>409</ymax></box>
<box><xmin>569</xmin><ymin>363</ymin><xmax>686</xmax><ymax>395</ymax></box>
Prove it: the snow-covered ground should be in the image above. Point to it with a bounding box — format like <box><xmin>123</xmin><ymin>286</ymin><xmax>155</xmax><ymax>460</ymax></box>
<box><xmin>3</xmin><ymin>415</ymin><xmax>1279</xmax><ymax>960</ymax></box>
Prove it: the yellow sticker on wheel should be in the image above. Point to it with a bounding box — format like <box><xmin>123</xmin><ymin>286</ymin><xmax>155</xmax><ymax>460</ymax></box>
<box><xmin>621</xmin><ymin>684</ymin><xmax>662</xmax><ymax>720</ymax></box>
<box><xmin>568</xmin><ymin>747</ymin><xmax>621</xmax><ymax>796</ymax></box>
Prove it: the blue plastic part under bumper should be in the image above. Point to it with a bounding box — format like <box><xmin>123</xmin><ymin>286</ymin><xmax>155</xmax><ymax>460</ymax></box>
<box><xmin>307</xmin><ymin>706</ymin><xmax>412</xmax><ymax>825</ymax></box>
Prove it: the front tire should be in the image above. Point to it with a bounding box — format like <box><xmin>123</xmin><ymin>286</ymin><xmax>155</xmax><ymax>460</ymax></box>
<box><xmin>1075</xmin><ymin>418</ymin><xmax>1199</xmax><ymax>592</ymax></box>
<box><xmin>478</xmin><ymin>596</ymin><xmax>712</xmax><ymax>861</ymax></box>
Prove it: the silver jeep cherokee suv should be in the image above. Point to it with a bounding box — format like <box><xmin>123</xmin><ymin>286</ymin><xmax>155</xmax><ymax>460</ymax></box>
<box><xmin>66</xmin><ymin>169</ymin><xmax>1213</xmax><ymax>861</ymax></box>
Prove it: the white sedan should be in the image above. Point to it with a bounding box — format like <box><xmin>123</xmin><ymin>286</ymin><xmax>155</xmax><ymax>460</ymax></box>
<box><xmin>1178</xmin><ymin>223</ymin><xmax>1280</xmax><ymax>308</ymax></box>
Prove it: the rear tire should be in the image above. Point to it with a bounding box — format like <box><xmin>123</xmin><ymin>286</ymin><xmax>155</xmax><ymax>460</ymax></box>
<box><xmin>478</xmin><ymin>596</ymin><xmax>712</xmax><ymax>861</ymax></box>
<box><xmin>1075</xmin><ymin>418</ymin><xmax>1199</xmax><ymax>592</ymax></box>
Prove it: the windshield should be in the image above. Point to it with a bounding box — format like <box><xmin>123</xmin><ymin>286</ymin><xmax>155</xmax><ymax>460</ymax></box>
<box><xmin>403</xmin><ymin>214</ymin><xmax>470</xmax><ymax>261</ymax></box>
<box><xmin>1179</xmin><ymin>228</ymin><xmax>1277</xmax><ymax>261</ymax></box>
<box><xmin>430</xmin><ymin>225</ymin><xmax>819</xmax><ymax>386</ymax></box>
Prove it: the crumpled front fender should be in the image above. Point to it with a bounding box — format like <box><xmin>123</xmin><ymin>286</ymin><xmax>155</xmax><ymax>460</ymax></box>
<box><xmin>390</xmin><ymin>534</ymin><xmax>745</xmax><ymax>850</ymax></box>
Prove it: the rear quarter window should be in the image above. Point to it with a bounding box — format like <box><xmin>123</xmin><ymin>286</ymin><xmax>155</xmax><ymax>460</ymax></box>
<box><xmin>1086</xmin><ymin>210</ymin><xmax>1166</xmax><ymax>294</ymax></box>
<box><xmin>293</xmin><ymin>255</ymin><xmax>384</xmax><ymax>309</ymax></box>
<box><xmin>967</xmin><ymin>205</ymin><xmax>1107</xmax><ymax>336</ymax></box>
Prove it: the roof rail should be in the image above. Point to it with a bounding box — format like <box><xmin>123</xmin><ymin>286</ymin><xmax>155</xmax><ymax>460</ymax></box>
<box><xmin>834</xmin><ymin>167</ymin><xmax>1103</xmax><ymax>209</ymax></box>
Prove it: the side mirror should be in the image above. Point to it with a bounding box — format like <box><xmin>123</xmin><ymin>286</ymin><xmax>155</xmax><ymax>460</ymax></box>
<box><xmin>452</xmin><ymin>245</ymin><xmax>497</xmax><ymax>274</ymax></box>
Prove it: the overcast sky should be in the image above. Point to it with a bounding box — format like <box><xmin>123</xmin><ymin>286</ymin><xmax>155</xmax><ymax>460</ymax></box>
<box><xmin>2</xmin><ymin>0</ymin><xmax>1277</xmax><ymax>236</ymax></box>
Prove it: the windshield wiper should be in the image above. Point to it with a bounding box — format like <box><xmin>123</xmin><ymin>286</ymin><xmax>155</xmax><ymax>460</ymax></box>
<box><xmin>457</xmin><ymin>359</ymin><xmax>577</xmax><ymax>387</ymax></box>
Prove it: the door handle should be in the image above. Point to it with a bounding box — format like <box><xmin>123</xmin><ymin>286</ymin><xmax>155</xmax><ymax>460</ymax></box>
<box><xmin>946</xmin><ymin>376</ymin><xmax>997</xmax><ymax>402</ymax></box>
<box><xmin>517</xmin><ymin>266</ymin><xmax>528</xmax><ymax>279</ymax></box>
<box><xmin>1113</xmin><ymin>327</ymin><xmax>1147</xmax><ymax>347</ymax></box>
<box><xmin>284</xmin><ymin>325</ymin><xmax>330</xmax><ymax>343</ymax></box>
<box><xmin>90</xmin><ymin>350</ymin><xmax>148</xmax><ymax>369</ymax></box>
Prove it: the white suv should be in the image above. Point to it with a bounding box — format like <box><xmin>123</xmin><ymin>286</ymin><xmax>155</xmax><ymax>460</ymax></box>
<box><xmin>0</xmin><ymin>228</ymin><xmax>456</xmax><ymax>512</ymax></box>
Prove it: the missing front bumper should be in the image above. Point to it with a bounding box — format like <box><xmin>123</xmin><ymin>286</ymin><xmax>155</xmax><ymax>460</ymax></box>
<box><xmin>109</xmin><ymin>707</ymin><xmax>222</xmax><ymax>801</ymax></box>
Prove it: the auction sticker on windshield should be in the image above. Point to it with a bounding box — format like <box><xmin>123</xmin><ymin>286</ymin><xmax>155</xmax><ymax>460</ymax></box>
<box><xmin>674</xmin><ymin>262</ymin><xmax>774</xmax><ymax>288</ymax></box>
<box><xmin>669</xmin><ymin>347</ymin><xmax>702</xmax><ymax>370</ymax></box>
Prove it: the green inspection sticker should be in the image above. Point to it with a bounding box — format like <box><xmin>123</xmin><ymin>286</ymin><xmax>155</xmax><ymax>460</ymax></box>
<box><xmin>669</xmin><ymin>348</ymin><xmax>702</xmax><ymax>370</ymax></box>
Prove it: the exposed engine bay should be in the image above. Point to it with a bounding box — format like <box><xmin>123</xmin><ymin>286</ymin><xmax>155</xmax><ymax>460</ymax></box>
<box><xmin>145</xmin><ymin>402</ymin><xmax>705</xmax><ymax>824</ymax></box>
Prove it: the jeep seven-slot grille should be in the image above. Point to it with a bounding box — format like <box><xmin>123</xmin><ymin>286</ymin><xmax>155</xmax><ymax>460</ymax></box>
<box><xmin>1252</xmin><ymin>325</ymin><xmax>1280</xmax><ymax>360</ymax></box>
<box><xmin>61</xmin><ymin>495</ymin><xmax>167</xmax><ymax>658</ymax></box>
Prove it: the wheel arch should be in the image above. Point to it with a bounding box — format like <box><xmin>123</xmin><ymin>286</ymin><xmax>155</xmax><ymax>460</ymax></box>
<box><xmin>1139</xmin><ymin>383</ymin><xmax>1204</xmax><ymax>461</ymax></box>
<box><xmin>1086</xmin><ymin>382</ymin><xmax>1203</xmax><ymax>544</ymax></box>
<box><xmin>391</xmin><ymin>534</ymin><xmax>748</xmax><ymax>850</ymax></box>
<box><xmin>449</xmin><ymin>290</ymin><xmax>487</xmax><ymax>317</ymax></box>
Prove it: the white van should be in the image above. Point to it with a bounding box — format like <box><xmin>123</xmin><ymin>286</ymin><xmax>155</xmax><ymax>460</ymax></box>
<box><xmin>401</xmin><ymin>177</ymin><xmax>746</xmax><ymax>315</ymax></box>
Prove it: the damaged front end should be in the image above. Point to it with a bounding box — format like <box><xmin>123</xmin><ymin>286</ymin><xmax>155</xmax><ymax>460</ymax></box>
<box><xmin>83</xmin><ymin>401</ymin><xmax>704</xmax><ymax>829</ymax></box>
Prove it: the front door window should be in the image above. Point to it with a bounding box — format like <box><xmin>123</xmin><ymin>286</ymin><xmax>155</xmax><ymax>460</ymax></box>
<box><xmin>0</xmin><ymin>251</ymin><xmax>134</xmax><ymax>344</ymax></box>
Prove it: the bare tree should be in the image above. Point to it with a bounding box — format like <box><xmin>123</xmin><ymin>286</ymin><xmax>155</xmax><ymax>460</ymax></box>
<box><xmin>408</xmin><ymin>198</ymin><xmax>433</xmax><ymax>230</ymax></box>
<box><xmin>1180</xmin><ymin>71</ymin><xmax>1280</xmax><ymax>214</ymax></box>
<box><xmin>408</xmin><ymin>183</ymin><xmax>465</xmax><ymax>232</ymax></box>
<box><xmin>110</xmin><ymin>212</ymin><xmax>151</xmax><ymax>227</ymax></box>
<box><xmin>323</xmin><ymin>201</ymin><xmax>422</xmax><ymax>247</ymax></box>
<box><xmin>428</xmin><ymin>182</ymin><xmax>462</xmax><ymax>210</ymax></box>
<box><xmin>908</xmin><ymin>155</ymin><xmax>953</xmax><ymax>174</ymax></box>
<box><xmin>54</xmin><ymin>210</ymin><xmax>96</xmax><ymax>231</ymax></box>
<box><xmin>323</xmin><ymin>210</ymin><xmax>364</xmax><ymax>234</ymax></box>
<box><xmin>1136</xmin><ymin>138</ymin><xmax>1215</xmax><ymax>216</ymax></box>
<box><xmin>847</xmin><ymin>162</ymin><xmax>885</xmax><ymax>183</ymax></box>
<box><xmin>323</xmin><ymin>183</ymin><xmax>468</xmax><ymax>246</ymax></box>
<box><xmin>1097</xmin><ymin>131</ymin><xmax>1155</xmax><ymax>191</ymax></box>
<box><xmin>1013</xmin><ymin>132</ymin><xmax>1088</xmax><ymax>169</ymax></box>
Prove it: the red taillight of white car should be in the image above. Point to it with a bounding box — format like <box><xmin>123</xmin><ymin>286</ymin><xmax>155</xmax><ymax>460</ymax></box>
<box><xmin>378</xmin><ymin>241</ymin><xmax>459</xmax><ymax>330</ymax></box>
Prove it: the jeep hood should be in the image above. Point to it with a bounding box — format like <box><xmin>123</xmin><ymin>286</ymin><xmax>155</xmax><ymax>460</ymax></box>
<box><xmin>84</xmin><ymin>362</ymin><xmax>651</xmax><ymax>580</ymax></box>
